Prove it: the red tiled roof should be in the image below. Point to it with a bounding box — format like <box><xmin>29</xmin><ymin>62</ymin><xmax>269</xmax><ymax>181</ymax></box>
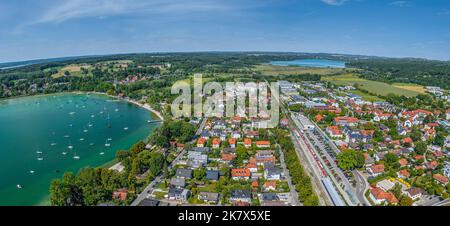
<box><xmin>231</xmin><ymin>168</ymin><xmax>251</xmax><ymax>178</ymax></box>
<box><xmin>371</xmin><ymin>164</ymin><xmax>385</xmax><ymax>173</ymax></box>
<box><xmin>222</xmin><ymin>153</ymin><xmax>236</xmax><ymax>161</ymax></box>
<box><xmin>399</xmin><ymin>159</ymin><xmax>408</xmax><ymax>166</ymax></box>
<box><xmin>212</xmin><ymin>138</ymin><xmax>221</xmax><ymax>145</ymax></box>
<box><xmin>371</xmin><ymin>188</ymin><xmax>398</xmax><ymax>204</ymax></box>
<box><xmin>334</xmin><ymin>116</ymin><xmax>359</xmax><ymax>123</ymax></box>
<box><xmin>197</xmin><ymin>137</ymin><xmax>206</xmax><ymax>145</ymax></box>
<box><xmin>399</xmin><ymin>169</ymin><xmax>410</xmax><ymax>178</ymax></box>
<box><xmin>256</xmin><ymin>141</ymin><xmax>270</xmax><ymax>146</ymax></box>
<box><xmin>433</xmin><ymin>174</ymin><xmax>449</xmax><ymax>184</ymax></box>
<box><xmin>402</xmin><ymin>137</ymin><xmax>413</xmax><ymax>143</ymax></box>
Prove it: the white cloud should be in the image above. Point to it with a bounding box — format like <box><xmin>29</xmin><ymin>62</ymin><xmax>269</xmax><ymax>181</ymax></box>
<box><xmin>321</xmin><ymin>0</ymin><xmax>348</xmax><ymax>6</ymax></box>
<box><xmin>389</xmin><ymin>1</ymin><xmax>413</xmax><ymax>7</ymax></box>
<box><xmin>32</xmin><ymin>0</ymin><xmax>236</xmax><ymax>24</ymax></box>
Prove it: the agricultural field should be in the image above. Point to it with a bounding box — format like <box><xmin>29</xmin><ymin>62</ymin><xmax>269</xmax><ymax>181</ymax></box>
<box><xmin>392</xmin><ymin>83</ymin><xmax>426</xmax><ymax>94</ymax></box>
<box><xmin>323</xmin><ymin>74</ymin><xmax>424</xmax><ymax>97</ymax></box>
<box><xmin>254</xmin><ymin>64</ymin><xmax>345</xmax><ymax>76</ymax></box>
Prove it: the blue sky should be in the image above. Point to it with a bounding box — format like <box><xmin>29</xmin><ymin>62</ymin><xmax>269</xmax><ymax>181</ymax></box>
<box><xmin>0</xmin><ymin>0</ymin><xmax>450</xmax><ymax>62</ymax></box>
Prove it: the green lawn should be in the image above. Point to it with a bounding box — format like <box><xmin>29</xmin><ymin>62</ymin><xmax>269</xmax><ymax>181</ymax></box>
<box><xmin>323</xmin><ymin>74</ymin><xmax>423</xmax><ymax>97</ymax></box>
<box><xmin>349</xmin><ymin>90</ymin><xmax>383</xmax><ymax>102</ymax></box>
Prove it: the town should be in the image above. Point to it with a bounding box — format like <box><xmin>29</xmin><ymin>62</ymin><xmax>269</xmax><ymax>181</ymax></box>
<box><xmin>108</xmin><ymin>78</ymin><xmax>450</xmax><ymax>207</ymax></box>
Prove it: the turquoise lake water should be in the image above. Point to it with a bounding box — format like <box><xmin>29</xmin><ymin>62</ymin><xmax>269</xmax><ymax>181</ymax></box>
<box><xmin>270</xmin><ymin>59</ymin><xmax>346</xmax><ymax>68</ymax></box>
<box><xmin>0</xmin><ymin>93</ymin><xmax>158</xmax><ymax>205</ymax></box>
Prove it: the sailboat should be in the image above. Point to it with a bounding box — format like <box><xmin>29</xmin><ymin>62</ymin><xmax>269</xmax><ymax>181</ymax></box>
<box><xmin>17</xmin><ymin>184</ymin><xmax>22</xmax><ymax>189</ymax></box>
<box><xmin>73</xmin><ymin>152</ymin><xmax>80</xmax><ymax>160</ymax></box>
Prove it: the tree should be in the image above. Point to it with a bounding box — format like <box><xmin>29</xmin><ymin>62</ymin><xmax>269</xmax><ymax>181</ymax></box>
<box><xmin>49</xmin><ymin>172</ymin><xmax>83</xmax><ymax>206</ymax></box>
<box><xmin>336</xmin><ymin>149</ymin><xmax>365</xmax><ymax>171</ymax></box>
<box><xmin>115</xmin><ymin>150</ymin><xmax>130</xmax><ymax>161</ymax></box>
<box><xmin>193</xmin><ymin>167</ymin><xmax>206</xmax><ymax>181</ymax></box>
<box><xmin>415</xmin><ymin>141</ymin><xmax>427</xmax><ymax>155</ymax></box>
<box><xmin>399</xmin><ymin>196</ymin><xmax>413</xmax><ymax>206</ymax></box>
<box><xmin>130</xmin><ymin>141</ymin><xmax>146</xmax><ymax>157</ymax></box>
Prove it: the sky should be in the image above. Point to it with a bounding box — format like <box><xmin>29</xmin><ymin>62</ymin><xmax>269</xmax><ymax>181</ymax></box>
<box><xmin>0</xmin><ymin>0</ymin><xmax>450</xmax><ymax>63</ymax></box>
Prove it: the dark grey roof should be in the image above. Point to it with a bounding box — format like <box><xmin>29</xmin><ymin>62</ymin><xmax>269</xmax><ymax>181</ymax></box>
<box><xmin>206</xmin><ymin>170</ymin><xmax>219</xmax><ymax>180</ymax></box>
<box><xmin>191</xmin><ymin>147</ymin><xmax>210</xmax><ymax>153</ymax></box>
<box><xmin>223</xmin><ymin>147</ymin><xmax>236</xmax><ymax>154</ymax></box>
<box><xmin>138</xmin><ymin>198</ymin><xmax>160</xmax><ymax>206</ymax></box>
<box><xmin>176</xmin><ymin>168</ymin><xmax>193</xmax><ymax>179</ymax></box>
<box><xmin>261</xmin><ymin>193</ymin><xmax>279</xmax><ymax>202</ymax></box>
<box><xmin>231</xmin><ymin>190</ymin><xmax>251</xmax><ymax>199</ymax></box>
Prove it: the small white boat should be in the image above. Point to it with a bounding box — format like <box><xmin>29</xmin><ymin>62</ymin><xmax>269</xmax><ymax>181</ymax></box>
<box><xmin>37</xmin><ymin>157</ymin><xmax>44</xmax><ymax>161</ymax></box>
<box><xmin>69</xmin><ymin>112</ymin><xmax>75</xmax><ymax>115</ymax></box>
<box><xmin>91</xmin><ymin>115</ymin><xmax>95</xmax><ymax>118</ymax></box>
<box><xmin>64</xmin><ymin>135</ymin><xmax>70</xmax><ymax>138</ymax></box>
<box><xmin>100</xmin><ymin>111</ymin><xmax>104</xmax><ymax>114</ymax></box>
<box><xmin>36</xmin><ymin>151</ymin><xmax>43</xmax><ymax>154</ymax></box>
<box><xmin>147</xmin><ymin>120</ymin><xmax>151</xmax><ymax>123</ymax></box>
<box><xmin>99</xmin><ymin>152</ymin><xmax>105</xmax><ymax>155</ymax></box>
<box><xmin>62</xmin><ymin>152</ymin><xmax>67</xmax><ymax>155</ymax></box>
<box><xmin>73</xmin><ymin>156</ymin><xmax>80</xmax><ymax>160</ymax></box>
<box><xmin>107</xmin><ymin>138</ymin><xmax>112</xmax><ymax>141</ymax></box>
<box><xmin>50</xmin><ymin>143</ymin><xmax>57</xmax><ymax>146</ymax></box>
<box><xmin>79</xmin><ymin>138</ymin><xmax>85</xmax><ymax>141</ymax></box>
<box><xmin>17</xmin><ymin>184</ymin><xmax>22</xmax><ymax>189</ymax></box>
<box><xmin>68</xmin><ymin>145</ymin><xmax>73</xmax><ymax>149</ymax></box>
<box><xmin>123</xmin><ymin>127</ymin><xmax>128</xmax><ymax>130</ymax></box>
<box><xmin>29</xmin><ymin>170</ymin><xmax>35</xmax><ymax>174</ymax></box>
<box><xmin>105</xmin><ymin>143</ymin><xmax>111</xmax><ymax>147</ymax></box>
<box><xmin>115</xmin><ymin>109</ymin><xmax>119</xmax><ymax>112</ymax></box>
<box><xmin>83</xmin><ymin>129</ymin><xmax>88</xmax><ymax>133</ymax></box>
<box><xmin>89</xmin><ymin>143</ymin><xmax>95</xmax><ymax>146</ymax></box>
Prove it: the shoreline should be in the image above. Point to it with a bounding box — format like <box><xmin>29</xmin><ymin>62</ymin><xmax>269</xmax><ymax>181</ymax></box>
<box><xmin>0</xmin><ymin>91</ymin><xmax>164</xmax><ymax>121</ymax></box>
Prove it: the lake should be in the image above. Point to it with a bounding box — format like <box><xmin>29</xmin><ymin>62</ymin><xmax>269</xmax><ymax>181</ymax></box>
<box><xmin>0</xmin><ymin>93</ymin><xmax>159</xmax><ymax>205</ymax></box>
<box><xmin>270</xmin><ymin>59</ymin><xmax>346</xmax><ymax>68</ymax></box>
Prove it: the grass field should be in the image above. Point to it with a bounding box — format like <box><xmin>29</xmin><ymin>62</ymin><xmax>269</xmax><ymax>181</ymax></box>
<box><xmin>348</xmin><ymin>90</ymin><xmax>383</xmax><ymax>102</ymax></box>
<box><xmin>323</xmin><ymin>74</ymin><xmax>423</xmax><ymax>97</ymax></box>
<box><xmin>52</xmin><ymin>64</ymin><xmax>93</xmax><ymax>78</ymax></box>
<box><xmin>254</xmin><ymin>64</ymin><xmax>345</xmax><ymax>76</ymax></box>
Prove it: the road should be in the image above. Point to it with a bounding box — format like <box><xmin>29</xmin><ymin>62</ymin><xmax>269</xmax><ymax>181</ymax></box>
<box><xmin>131</xmin><ymin>117</ymin><xmax>207</xmax><ymax>206</ymax></box>
<box><xmin>432</xmin><ymin>198</ymin><xmax>450</xmax><ymax>206</ymax></box>
<box><xmin>277</xmin><ymin>144</ymin><xmax>302</xmax><ymax>206</ymax></box>
<box><xmin>352</xmin><ymin>170</ymin><xmax>370</xmax><ymax>206</ymax></box>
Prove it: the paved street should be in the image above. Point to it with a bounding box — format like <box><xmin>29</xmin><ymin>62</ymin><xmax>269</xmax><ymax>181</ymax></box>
<box><xmin>277</xmin><ymin>144</ymin><xmax>301</xmax><ymax>206</ymax></box>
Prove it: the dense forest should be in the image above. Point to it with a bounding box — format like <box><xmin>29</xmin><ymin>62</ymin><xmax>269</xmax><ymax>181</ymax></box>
<box><xmin>348</xmin><ymin>58</ymin><xmax>450</xmax><ymax>89</ymax></box>
<box><xmin>1</xmin><ymin>52</ymin><xmax>449</xmax><ymax>102</ymax></box>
